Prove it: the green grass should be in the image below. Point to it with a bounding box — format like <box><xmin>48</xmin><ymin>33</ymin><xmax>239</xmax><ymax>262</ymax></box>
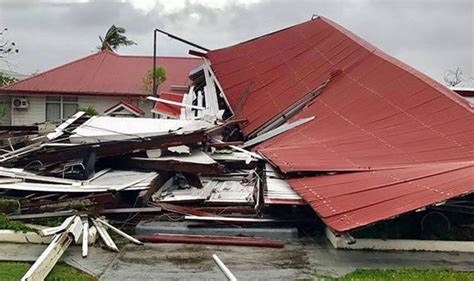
<box><xmin>0</xmin><ymin>262</ymin><xmax>96</xmax><ymax>281</ymax></box>
<box><xmin>0</xmin><ymin>212</ymin><xmax>35</xmax><ymax>232</ymax></box>
<box><xmin>331</xmin><ymin>268</ymin><xmax>474</xmax><ymax>281</ymax></box>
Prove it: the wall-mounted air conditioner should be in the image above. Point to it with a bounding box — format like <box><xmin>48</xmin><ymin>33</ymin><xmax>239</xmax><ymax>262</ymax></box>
<box><xmin>12</xmin><ymin>97</ymin><xmax>29</xmax><ymax>109</ymax></box>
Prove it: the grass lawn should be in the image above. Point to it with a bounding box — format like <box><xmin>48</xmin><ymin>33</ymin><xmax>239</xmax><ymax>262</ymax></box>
<box><xmin>0</xmin><ymin>262</ymin><xmax>96</xmax><ymax>281</ymax></box>
<box><xmin>331</xmin><ymin>268</ymin><xmax>474</xmax><ymax>281</ymax></box>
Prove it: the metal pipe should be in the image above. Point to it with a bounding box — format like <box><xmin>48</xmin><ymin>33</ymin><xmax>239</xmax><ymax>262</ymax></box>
<box><xmin>154</xmin><ymin>28</ymin><xmax>210</xmax><ymax>52</ymax></box>
<box><xmin>212</xmin><ymin>254</ymin><xmax>237</xmax><ymax>281</ymax></box>
<box><xmin>152</xmin><ymin>29</ymin><xmax>157</xmax><ymax>118</ymax></box>
<box><xmin>147</xmin><ymin>96</ymin><xmax>205</xmax><ymax>110</ymax></box>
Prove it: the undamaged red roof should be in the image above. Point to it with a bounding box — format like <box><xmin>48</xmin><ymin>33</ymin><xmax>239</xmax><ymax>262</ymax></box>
<box><xmin>1</xmin><ymin>50</ymin><xmax>203</xmax><ymax>97</ymax></box>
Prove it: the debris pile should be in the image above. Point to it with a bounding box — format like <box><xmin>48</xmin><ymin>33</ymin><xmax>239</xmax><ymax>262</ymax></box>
<box><xmin>0</xmin><ymin>111</ymin><xmax>311</xmax><ymax>279</ymax></box>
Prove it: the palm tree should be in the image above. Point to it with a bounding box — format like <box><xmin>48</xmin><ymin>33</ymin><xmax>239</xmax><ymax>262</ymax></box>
<box><xmin>98</xmin><ymin>25</ymin><xmax>136</xmax><ymax>51</ymax></box>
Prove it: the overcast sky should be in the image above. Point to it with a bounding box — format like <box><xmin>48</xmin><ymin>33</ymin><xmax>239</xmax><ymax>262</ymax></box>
<box><xmin>0</xmin><ymin>0</ymin><xmax>472</xmax><ymax>85</ymax></box>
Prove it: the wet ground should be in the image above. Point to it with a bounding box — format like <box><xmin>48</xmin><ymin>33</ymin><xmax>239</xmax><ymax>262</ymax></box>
<box><xmin>1</xmin><ymin>236</ymin><xmax>474</xmax><ymax>280</ymax></box>
<box><xmin>101</xmin><ymin>236</ymin><xmax>474</xmax><ymax>280</ymax></box>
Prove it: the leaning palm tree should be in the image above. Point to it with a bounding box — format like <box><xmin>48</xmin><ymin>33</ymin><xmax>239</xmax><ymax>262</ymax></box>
<box><xmin>98</xmin><ymin>25</ymin><xmax>136</xmax><ymax>51</ymax></box>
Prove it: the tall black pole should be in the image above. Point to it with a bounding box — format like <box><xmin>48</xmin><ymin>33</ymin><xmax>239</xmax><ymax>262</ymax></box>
<box><xmin>152</xmin><ymin>29</ymin><xmax>157</xmax><ymax>118</ymax></box>
<box><xmin>152</xmin><ymin>29</ymin><xmax>157</xmax><ymax>98</ymax></box>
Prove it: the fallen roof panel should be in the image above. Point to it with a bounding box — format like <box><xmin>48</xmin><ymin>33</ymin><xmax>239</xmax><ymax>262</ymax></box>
<box><xmin>208</xmin><ymin>16</ymin><xmax>474</xmax><ymax>232</ymax></box>
<box><xmin>289</xmin><ymin>161</ymin><xmax>474</xmax><ymax>232</ymax></box>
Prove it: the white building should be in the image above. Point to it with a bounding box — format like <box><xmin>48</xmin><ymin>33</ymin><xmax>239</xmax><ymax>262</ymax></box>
<box><xmin>0</xmin><ymin>50</ymin><xmax>202</xmax><ymax>125</ymax></box>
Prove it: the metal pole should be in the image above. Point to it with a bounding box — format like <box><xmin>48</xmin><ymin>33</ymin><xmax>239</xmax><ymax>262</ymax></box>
<box><xmin>152</xmin><ymin>29</ymin><xmax>157</xmax><ymax>118</ymax></box>
<box><xmin>155</xmin><ymin>28</ymin><xmax>210</xmax><ymax>52</ymax></box>
<box><xmin>212</xmin><ymin>254</ymin><xmax>237</xmax><ymax>281</ymax></box>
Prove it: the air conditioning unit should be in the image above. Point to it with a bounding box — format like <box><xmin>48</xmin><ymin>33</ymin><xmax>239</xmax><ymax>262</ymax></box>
<box><xmin>12</xmin><ymin>97</ymin><xmax>29</xmax><ymax>109</ymax></box>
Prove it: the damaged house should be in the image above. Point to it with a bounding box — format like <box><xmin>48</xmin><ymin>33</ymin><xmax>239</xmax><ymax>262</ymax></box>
<box><xmin>0</xmin><ymin>16</ymin><xmax>473</xmax><ymax>280</ymax></box>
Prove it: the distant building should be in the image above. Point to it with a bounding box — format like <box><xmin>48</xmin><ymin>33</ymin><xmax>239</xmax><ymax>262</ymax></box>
<box><xmin>0</xmin><ymin>50</ymin><xmax>202</xmax><ymax>125</ymax></box>
<box><xmin>0</xmin><ymin>69</ymin><xmax>30</xmax><ymax>81</ymax></box>
<box><xmin>451</xmin><ymin>87</ymin><xmax>474</xmax><ymax>105</ymax></box>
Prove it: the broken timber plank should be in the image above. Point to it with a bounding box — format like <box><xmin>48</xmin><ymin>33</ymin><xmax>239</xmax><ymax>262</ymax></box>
<box><xmin>92</xmin><ymin>219</ymin><xmax>119</xmax><ymax>252</ymax></box>
<box><xmin>21</xmin><ymin>216</ymin><xmax>82</xmax><ymax>281</ymax></box>
<box><xmin>137</xmin><ymin>172</ymin><xmax>171</xmax><ymax>206</ymax></box>
<box><xmin>95</xmin><ymin>218</ymin><xmax>143</xmax><ymax>245</ymax></box>
<box><xmin>21</xmin><ymin>233</ymin><xmax>73</xmax><ymax>281</ymax></box>
<box><xmin>82</xmin><ymin>217</ymin><xmax>89</xmax><ymax>258</ymax></box>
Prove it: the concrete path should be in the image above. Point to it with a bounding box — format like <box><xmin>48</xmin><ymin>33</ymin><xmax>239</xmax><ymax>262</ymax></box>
<box><xmin>1</xmin><ymin>236</ymin><xmax>474</xmax><ymax>280</ymax></box>
<box><xmin>100</xmin><ymin>237</ymin><xmax>474</xmax><ymax>280</ymax></box>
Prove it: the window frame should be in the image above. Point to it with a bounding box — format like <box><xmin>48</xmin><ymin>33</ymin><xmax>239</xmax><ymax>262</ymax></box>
<box><xmin>46</xmin><ymin>96</ymin><xmax>79</xmax><ymax>122</ymax></box>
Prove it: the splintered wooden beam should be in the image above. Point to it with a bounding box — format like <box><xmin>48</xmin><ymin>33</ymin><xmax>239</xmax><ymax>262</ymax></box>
<box><xmin>95</xmin><ymin>218</ymin><xmax>143</xmax><ymax>245</ymax></box>
<box><xmin>21</xmin><ymin>216</ymin><xmax>82</xmax><ymax>281</ymax></box>
<box><xmin>82</xmin><ymin>218</ymin><xmax>89</xmax><ymax>258</ymax></box>
<box><xmin>21</xmin><ymin>233</ymin><xmax>73</xmax><ymax>281</ymax></box>
<box><xmin>92</xmin><ymin>218</ymin><xmax>119</xmax><ymax>252</ymax></box>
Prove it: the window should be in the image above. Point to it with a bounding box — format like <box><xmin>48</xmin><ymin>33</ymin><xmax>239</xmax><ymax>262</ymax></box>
<box><xmin>46</xmin><ymin>96</ymin><xmax>78</xmax><ymax>122</ymax></box>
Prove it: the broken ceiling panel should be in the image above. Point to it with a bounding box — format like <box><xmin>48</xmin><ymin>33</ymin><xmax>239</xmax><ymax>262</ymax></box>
<box><xmin>69</xmin><ymin>116</ymin><xmax>212</xmax><ymax>143</ymax></box>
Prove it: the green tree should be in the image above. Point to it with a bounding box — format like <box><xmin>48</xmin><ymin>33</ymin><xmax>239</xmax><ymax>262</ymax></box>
<box><xmin>98</xmin><ymin>25</ymin><xmax>136</xmax><ymax>51</ymax></box>
<box><xmin>78</xmin><ymin>105</ymin><xmax>98</xmax><ymax>116</ymax></box>
<box><xmin>0</xmin><ymin>72</ymin><xmax>18</xmax><ymax>86</ymax></box>
<box><xmin>143</xmin><ymin>67</ymin><xmax>167</xmax><ymax>94</ymax></box>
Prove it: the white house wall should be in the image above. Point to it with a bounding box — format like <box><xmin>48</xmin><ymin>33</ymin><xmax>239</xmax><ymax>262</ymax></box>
<box><xmin>6</xmin><ymin>95</ymin><xmax>154</xmax><ymax>126</ymax></box>
<box><xmin>0</xmin><ymin>96</ymin><xmax>11</xmax><ymax>125</ymax></box>
<box><xmin>78</xmin><ymin>96</ymin><xmax>123</xmax><ymax>115</ymax></box>
<box><xmin>78</xmin><ymin>96</ymin><xmax>153</xmax><ymax>117</ymax></box>
<box><xmin>11</xmin><ymin>96</ymin><xmax>45</xmax><ymax>126</ymax></box>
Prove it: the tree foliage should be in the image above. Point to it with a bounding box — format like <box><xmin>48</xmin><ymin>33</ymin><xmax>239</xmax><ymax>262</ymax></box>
<box><xmin>0</xmin><ymin>72</ymin><xmax>18</xmax><ymax>86</ymax></box>
<box><xmin>78</xmin><ymin>105</ymin><xmax>98</xmax><ymax>116</ymax></box>
<box><xmin>143</xmin><ymin>67</ymin><xmax>167</xmax><ymax>94</ymax></box>
<box><xmin>98</xmin><ymin>25</ymin><xmax>136</xmax><ymax>51</ymax></box>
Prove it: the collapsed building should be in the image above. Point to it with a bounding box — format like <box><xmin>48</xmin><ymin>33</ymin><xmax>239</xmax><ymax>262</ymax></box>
<box><xmin>0</xmin><ymin>16</ymin><xmax>473</xmax><ymax>280</ymax></box>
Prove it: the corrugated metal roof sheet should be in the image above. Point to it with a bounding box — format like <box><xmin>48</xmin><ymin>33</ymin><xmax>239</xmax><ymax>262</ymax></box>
<box><xmin>153</xmin><ymin>91</ymin><xmax>185</xmax><ymax>117</ymax></box>
<box><xmin>0</xmin><ymin>50</ymin><xmax>203</xmax><ymax>97</ymax></box>
<box><xmin>208</xmin><ymin>17</ymin><xmax>471</xmax><ymax>136</ymax></box>
<box><xmin>289</xmin><ymin>161</ymin><xmax>474</xmax><ymax>232</ymax></box>
<box><xmin>209</xmin><ymin>17</ymin><xmax>474</xmax><ymax>232</ymax></box>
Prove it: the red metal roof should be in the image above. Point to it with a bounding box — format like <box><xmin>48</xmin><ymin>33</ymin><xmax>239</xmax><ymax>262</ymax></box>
<box><xmin>289</xmin><ymin>161</ymin><xmax>474</xmax><ymax>232</ymax></box>
<box><xmin>152</xmin><ymin>91</ymin><xmax>185</xmax><ymax>117</ymax></box>
<box><xmin>104</xmin><ymin>101</ymin><xmax>144</xmax><ymax>115</ymax></box>
<box><xmin>0</xmin><ymin>50</ymin><xmax>203</xmax><ymax>97</ymax></box>
<box><xmin>209</xmin><ymin>17</ymin><xmax>474</xmax><ymax>232</ymax></box>
<box><xmin>208</xmin><ymin>17</ymin><xmax>471</xmax><ymax>136</ymax></box>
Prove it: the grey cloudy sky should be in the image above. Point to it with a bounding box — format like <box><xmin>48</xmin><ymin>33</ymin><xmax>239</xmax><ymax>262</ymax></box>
<box><xmin>0</xmin><ymin>0</ymin><xmax>473</xmax><ymax>85</ymax></box>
